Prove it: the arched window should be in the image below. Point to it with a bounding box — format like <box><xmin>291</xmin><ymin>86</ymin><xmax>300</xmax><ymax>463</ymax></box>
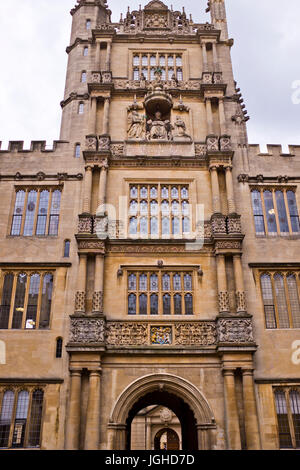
<box><xmin>251</xmin><ymin>190</ymin><xmax>265</xmax><ymax>235</ymax></box>
<box><xmin>260</xmin><ymin>274</ymin><xmax>276</xmax><ymax>329</ymax></box>
<box><xmin>287</xmin><ymin>191</ymin><xmax>300</xmax><ymax>233</ymax></box>
<box><xmin>23</xmin><ymin>190</ymin><xmax>37</xmax><ymax>236</ymax></box>
<box><xmin>48</xmin><ymin>190</ymin><xmax>61</xmax><ymax>235</ymax></box>
<box><xmin>64</xmin><ymin>240</ymin><xmax>71</xmax><ymax>258</ymax></box>
<box><xmin>12</xmin><ymin>390</ymin><xmax>30</xmax><ymax>448</ymax></box>
<box><xmin>78</xmin><ymin>102</ymin><xmax>84</xmax><ymax>114</ymax></box>
<box><xmin>185</xmin><ymin>294</ymin><xmax>193</xmax><ymax>315</ymax></box>
<box><xmin>11</xmin><ymin>190</ymin><xmax>26</xmax><ymax>236</ymax></box>
<box><xmin>150</xmin><ymin>274</ymin><xmax>158</xmax><ymax>292</ymax></box>
<box><xmin>25</xmin><ymin>274</ymin><xmax>41</xmax><ymax>329</ymax></box>
<box><xmin>274</xmin><ymin>390</ymin><xmax>292</xmax><ymax>448</ymax></box>
<box><xmin>81</xmin><ymin>71</ymin><xmax>87</xmax><ymax>83</ymax></box>
<box><xmin>36</xmin><ymin>190</ymin><xmax>49</xmax><ymax>236</ymax></box>
<box><xmin>174</xmin><ymin>294</ymin><xmax>182</xmax><ymax>315</ymax></box>
<box><xmin>275</xmin><ymin>191</ymin><xmax>289</xmax><ymax>233</ymax></box>
<box><xmin>150</xmin><ymin>294</ymin><xmax>158</xmax><ymax>315</ymax></box>
<box><xmin>163</xmin><ymin>294</ymin><xmax>171</xmax><ymax>315</ymax></box>
<box><xmin>75</xmin><ymin>144</ymin><xmax>81</xmax><ymax>158</ymax></box>
<box><xmin>83</xmin><ymin>46</ymin><xmax>88</xmax><ymax>56</ymax></box>
<box><xmin>39</xmin><ymin>274</ymin><xmax>53</xmax><ymax>329</ymax></box>
<box><xmin>86</xmin><ymin>19</ymin><xmax>91</xmax><ymax>30</ymax></box>
<box><xmin>56</xmin><ymin>338</ymin><xmax>63</xmax><ymax>358</ymax></box>
<box><xmin>129</xmin><ymin>217</ymin><xmax>137</xmax><ymax>235</ymax></box>
<box><xmin>28</xmin><ymin>390</ymin><xmax>44</xmax><ymax>447</ymax></box>
<box><xmin>12</xmin><ymin>273</ymin><xmax>27</xmax><ymax>329</ymax></box>
<box><xmin>133</xmin><ymin>55</ymin><xmax>139</xmax><ymax>66</ymax></box>
<box><xmin>172</xmin><ymin>217</ymin><xmax>180</xmax><ymax>235</ymax></box>
<box><xmin>274</xmin><ymin>274</ymin><xmax>290</xmax><ymax>328</ymax></box>
<box><xmin>139</xmin><ymin>294</ymin><xmax>147</xmax><ymax>315</ymax></box>
<box><xmin>162</xmin><ymin>274</ymin><xmax>170</xmax><ymax>291</ymax></box>
<box><xmin>286</xmin><ymin>275</ymin><xmax>300</xmax><ymax>328</ymax></box>
<box><xmin>0</xmin><ymin>274</ymin><xmax>14</xmax><ymax>329</ymax></box>
<box><xmin>0</xmin><ymin>390</ymin><xmax>15</xmax><ymax>448</ymax></box>
<box><xmin>140</xmin><ymin>217</ymin><xmax>148</xmax><ymax>236</ymax></box>
<box><xmin>128</xmin><ymin>274</ymin><xmax>137</xmax><ymax>291</ymax></box>
<box><xmin>263</xmin><ymin>190</ymin><xmax>277</xmax><ymax>234</ymax></box>
<box><xmin>162</xmin><ymin>217</ymin><xmax>170</xmax><ymax>235</ymax></box>
<box><xmin>128</xmin><ymin>294</ymin><xmax>136</xmax><ymax>315</ymax></box>
<box><xmin>139</xmin><ymin>274</ymin><xmax>147</xmax><ymax>291</ymax></box>
<box><xmin>150</xmin><ymin>217</ymin><xmax>158</xmax><ymax>235</ymax></box>
<box><xmin>173</xmin><ymin>274</ymin><xmax>181</xmax><ymax>291</ymax></box>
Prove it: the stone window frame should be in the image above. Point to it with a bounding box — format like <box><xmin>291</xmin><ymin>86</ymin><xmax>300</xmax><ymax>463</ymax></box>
<box><xmin>0</xmin><ymin>386</ymin><xmax>44</xmax><ymax>449</ymax></box>
<box><xmin>10</xmin><ymin>186</ymin><xmax>62</xmax><ymax>238</ymax></box>
<box><xmin>131</xmin><ymin>51</ymin><xmax>184</xmax><ymax>81</ymax></box>
<box><xmin>273</xmin><ymin>386</ymin><xmax>300</xmax><ymax>449</ymax></box>
<box><xmin>128</xmin><ymin>182</ymin><xmax>191</xmax><ymax>240</ymax></box>
<box><xmin>126</xmin><ymin>268</ymin><xmax>195</xmax><ymax>316</ymax></box>
<box><xmin>250</xmin><ymin>186</ymin><xmax>300</xmax><ymax>237</ymax></box>
<box><xmin>0</xmin><ymin>269</ymin><xmax>55</xmax><ymax>330</ymax></box>
<box><xmin>75</xmin><ymin>143</ymin><xmax>81</xmax><ymax>158</ymax></box>
<box><xmin>256</xmin><ymin>269</ymin><xmax>300</xmax><ymax>330</ymax></box>
<box><xmin>83</xmin><ymin>46</ymin><xmax>88</xmax><ymax>57</ymax></box>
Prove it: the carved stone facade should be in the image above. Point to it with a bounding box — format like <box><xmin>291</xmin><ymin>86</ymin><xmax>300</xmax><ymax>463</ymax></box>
<box><xmin>1</xmin><ymin>0</ymin><xmax>297</xmax><ymax>453</ymax></box>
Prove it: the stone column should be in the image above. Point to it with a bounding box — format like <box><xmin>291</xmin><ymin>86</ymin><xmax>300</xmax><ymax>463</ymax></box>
<box><xmin>225</xmin><ymin>166</ymin><xmax>236</xmax><ymax>214</ymax></box>
<box><xmin>75</xmin><ymin>254</ymin><xmax>87</xmax><ymax>313</ymax></box>
<box><xmin>82</xmin><ymin>166</ymin><xmax>93</xmax><ymax>214</ymax></box>
<box><xmin>201</xmin><ymin>43</ymin><xmax>208</xmax><ymax>72</ymax></box>
<box><xmin>93</xmin><ymin>254</ymin><xmax>104</xmax><ymax>314</ymax></box>
<box><xmin>223</xmin><ymin>369</ymin><xmax>241</xmax><ymax>450</ymax></box>
<box><xmin>216</xmin><ymin>254</ymin><xmax>230</xmax><ymax>313</ymax></box>
<box><xmin>233</xmin><ymin>254</ymin><xmax>247</xmax><ymax>313</ymax></box>
<box><xmin>218</xmin><ymin>98</ymin><xmax>227</xmax><ymax>135</ymax></box>
<box><xmin>102</xmin><ymin>98</ymin><xmax>110</xmax><ymax>135</ymax></box>
<box><xmin>242</xmin><ymin>369</ymin><xmax>261</xmax><ymax>450</ymax></box>
<box><xmin>146</xmin><ymin>423</ymin><xmax>152</xmax><ymax>450</ymax></box>
<box><xmin>107</xmin><ymin>426</ymin><xmax>116</xmax><ymax>450</ymax></box>
<box><xmin>212</xmin><ymin>42</ymin><xmax>220</xmax><ymax>71</ymax></box>
<box><xmin>95</xmin><ymin>39</ymin><xmax>101</xmax><ymax>70</ymax></box>
<box><xmin>65</xmin><ymin>370</ymin><xmax>82</xmax><ymax>450</ymax></box>
<box><xmin>205</xmin><ymin>99</ymin><xmax>214</xmax><ymax>135</ymax></box>
<box><xmin>84</xmin><ymin>370</ymin><xmax>101</xmax><ymax>450</ymax></box>
<box><xmin>88</xmin><ymin>97</ymin><xmax>97</xmax><ymax>135</ymax></box>
<box><xmin>197</xmin><ymin>425</ymin><xmax>210</xmax><ymax>450</ymax></box>
<box><xmin>209</xmin><ymin>166</ymin><xmax>221</xmax><ymax>214</ymax></box>
<box><xmin>98</xmin><ymin>163</ymin><xmax>108</xmax><ymax>208</ymax></box>
<box><xmin>105</xmin><ymin>40</ymin><xmax>112</xmax><ymax>71</ymax></box>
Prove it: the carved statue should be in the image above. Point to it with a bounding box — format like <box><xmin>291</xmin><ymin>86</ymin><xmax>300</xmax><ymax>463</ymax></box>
<box><xmin>146</xmin><ymin>110</ymin><xmax>172</xmax><ymax>140</ymax></box>
<box><xmin>172</xmin><ymin>115</ymin><xmax>191</xmax><ymax>140</ymax></box>
<box><xmin>127</xmin><ymin>110</ymin><xmax>146</xmax><ymax>139</ymax></box>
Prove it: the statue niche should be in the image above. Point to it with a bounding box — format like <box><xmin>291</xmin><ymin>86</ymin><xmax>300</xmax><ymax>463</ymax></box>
<box><xmin>146</xmin><ymin>109</ymin><xmax>172</xmax><ymax>141</ymax></box>
<box><xmin>127</xmin><ymin>110</ymin><xmax>146</xmax><ymax>140</ymax></box>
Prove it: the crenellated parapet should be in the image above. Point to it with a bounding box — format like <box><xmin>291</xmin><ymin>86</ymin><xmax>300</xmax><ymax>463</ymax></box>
<box><xmin>0</xmin><ymin>140</ymin><xmax>69</xmax><ymax>154</ymax></box>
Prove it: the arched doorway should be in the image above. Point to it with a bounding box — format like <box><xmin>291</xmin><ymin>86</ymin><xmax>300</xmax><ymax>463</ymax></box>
<box><xmin>126</xmin><ymin>389</ymin><xmax>197</xmax><ymax>450</ymax></box>
<box><xmin>108</xmin><ymin>373</ymin><xmax>216</xmax><ymax>450</ymax></box>
<box><xmin>154</xmin><ymin>428</ymin><xmax>180</xmax><ymax>450</ymax></box>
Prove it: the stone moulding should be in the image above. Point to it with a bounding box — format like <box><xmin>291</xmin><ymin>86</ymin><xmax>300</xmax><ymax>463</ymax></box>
<box><xmin>68</xmin><ymin>318</ymin><xmax>255</xmax><ymax>348</ymax></box>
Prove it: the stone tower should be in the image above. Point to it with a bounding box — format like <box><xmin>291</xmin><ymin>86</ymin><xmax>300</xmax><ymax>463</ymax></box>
<box><xmin>0</xmin><ymin>0</ymin><xmax>300</xmax><ymax>451</ymax></box>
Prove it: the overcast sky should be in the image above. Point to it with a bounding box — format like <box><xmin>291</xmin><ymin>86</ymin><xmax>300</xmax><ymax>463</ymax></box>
<box><xmin>0</xmin><ymin>0</ymin><xmax>299</xmax><ymax>151</ymax></box>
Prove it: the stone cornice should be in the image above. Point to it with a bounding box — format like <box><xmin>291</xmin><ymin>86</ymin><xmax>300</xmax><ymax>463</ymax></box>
<box><xmin>0</xmin><ymin>173</ymin><xmax>83</xmax><ymax>182</ymax></box>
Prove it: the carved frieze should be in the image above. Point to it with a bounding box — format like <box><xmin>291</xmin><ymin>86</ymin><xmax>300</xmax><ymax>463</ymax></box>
<box><xmin>217</xmin><ymin>318</ymin><xmax>254</xmax><ymax>344</ymax></box>
<box><xmin>211</xmin><ymin>215</ymin><xmax>227</xmax><ymax>234</ymax></box>
<box><xmin>174</xmin><ymin>322</ymin><xmax>217</xmax><ymax>346</ymax></box>
<box><xmin>218</xmin><ymin>291</ymin><xmax>230</xmax><ymax>313</ymax></box>
<box><xmin>195</xmin><ymin>144</ymin><xmax>207</xmax><ymax>157</ymax></box>
<box><xmin>70</xmin><ymin>317</ymin><xmax>105</xmax><ymax>344</ymax></box>
<box><xmin>236</xmin><ymin>291</ymin><xmax>247</xmax><ymax>312</ymax></box>
<box><xmin>92</xmin><ymin>291</ymin><xmax>104</xmax><ymax>313</ymax></box>
<box><xmin>106</xmin><ymin>323</ymin><xmax>148</xmax><ymax>346</ymax></box>
<box><xmin>110</xmin><ymin>143</ymin><xmax>125</xmax><ymax>157</ymax></box>
<box><xmin>78</xmin><ymin>216</ymin><xmax>93</xmax><ymax>234</ymax></box>
<box><xmin>227</xmin><ymin>215</ymin><xmax>242</xmax><ymax>234</ymax></box>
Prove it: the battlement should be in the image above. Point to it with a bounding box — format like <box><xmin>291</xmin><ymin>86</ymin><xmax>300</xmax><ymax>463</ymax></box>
<box><xmin>249</xmin><ymin>144</ymin><xmax>300</xmax><ymax>159</ymax></box>
<box><xmin>0</xmin><ymin>140</ymin><xmax>69</xmax><ymax>154</ymax></box>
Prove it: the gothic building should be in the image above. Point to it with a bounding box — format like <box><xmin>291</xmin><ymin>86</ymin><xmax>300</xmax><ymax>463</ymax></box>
<box><xmin>0</xmin><ymin>0</ymin><xmax>299</xmax><ymax>451</ymax></box>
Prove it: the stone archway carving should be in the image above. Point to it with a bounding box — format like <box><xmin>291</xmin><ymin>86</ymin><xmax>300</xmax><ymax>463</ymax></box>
<box><xmin>107</xmin><ymin>373</ymin><xmax>216</xmax><ymax>450</ymax></box>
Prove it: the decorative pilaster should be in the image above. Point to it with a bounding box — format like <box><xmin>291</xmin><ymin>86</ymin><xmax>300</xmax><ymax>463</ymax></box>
<box><xmin>218</xmin><ymin>98</ymin><xmax>227</xmax><ymax>135</ymax></box>
<box><xmin>216</xmin><ymin>254</ymin><xmax>230</xmax><ymax>313</ymax></box>
<box><xmin>82</xmin><ymin>166</ymin><xmax>93</xmax><ymax>214</ymax></box>
<box><xmin>88</xmin><ymin>97</ymin><xmax>98</xmax><ymax>135</ymax></box>
<box><xmin>212</xmin><ymin>42</ymin><xmax>220</xmax><ymax>72</ymax></box>
<box><xmin>205</xmin><ymin>99</ymin><xmax>214</xmax><ymax>134</ymax></box>
<box><xmin>223</xmin><ymin>369</ymin><xmax>241</xmax><ymax>450</ymax></box>
<box><xmin>233</xmin><ymin>254</ymin><xmax>247</xmax><ymax>313</ymax></box>
<box><xmin>242</xmin><ymin>369</ymin><xmax>261</xmax><ymax>450</ymax></box>
<box><xmin>105</xmin><ymin>40</ymin><xmax>112</xmax><ymax>71</ymax></box>
<box><xmin>95</xmin><ymin>39</ymin><xmax>101</xmax><ymax>69</ymax></box>
<box><xmin>102</xmin><ymin>97</ymin><xmax>110</xmax><ymax>135</ymax></box>
<box><xmin>84</xmin><ymin>370</ymin><xmax>102</xmax><ymax>450</ymax></box>
<box><xmin>224</xmin><ymin>165</ymin><xmax>236</xmax><ymax>214</ymax></box>
<box><xmin>75</xmin><ymin>254</ymin><xmax>87</xmax><ymax>314</ymax></box>
<box><xmin>201</xmin><ymin>42</ymin><xmax>209</xmax><ymax>72</ymax></box>
<box><xmin>209</xmin><ymin>166</ymin><xmax>221</xmax><ymax>214</ymax></box>
<box><xmin>65</xmin><ymin>370</ymin><xmax>82</xmax><ymax>450</ymax></box>
<box><xmin>97</xmin><ymin>161</ymin><xmax>108</xmax><ymax>209</ymax></box>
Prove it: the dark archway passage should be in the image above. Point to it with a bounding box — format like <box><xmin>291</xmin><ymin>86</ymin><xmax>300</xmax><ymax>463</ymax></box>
<box><xmin>154</xmin><ymin>428</ymin><xmax>180</xmax><ymax>450</ymax></box>
<box><xmin>125</xmin><ymin>390</ymin><xmax>198</xmax><ymax>450</ymax></box>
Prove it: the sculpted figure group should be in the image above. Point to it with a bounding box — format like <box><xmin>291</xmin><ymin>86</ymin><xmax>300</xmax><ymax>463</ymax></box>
<box><xmin>127</xmin><ymin>110</ymin><xmax>191</xmax><ymax>141</ymax></box>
